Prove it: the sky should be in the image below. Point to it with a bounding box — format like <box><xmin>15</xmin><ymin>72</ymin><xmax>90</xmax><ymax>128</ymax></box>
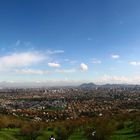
<box><xmin>0</xmin><ymin>0</ymin><xmax>140</xmax><ymax>86</ymax></box>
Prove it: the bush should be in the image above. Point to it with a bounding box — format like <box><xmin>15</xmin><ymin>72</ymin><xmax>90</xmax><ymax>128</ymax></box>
<box><xmin>20</xmin><ymin>122</ymin><xmax>42</xmax><ymax>140</ymax></box>
<box><xmin>84</xmin><ymin>117</ymin><xmax>116</xmax><ymax>140</ymax></box>
<box><xmin>116</xmin><ymin>121</ymin><xmax>124</xmax><ymax>130</ymax></box>
<box><xmin>133</xmin><ymin>116</ymin><xmax>140</xmax><ymax>134</ymax></box>
<box><xmin>55</xmin><ymin>126</ymin><xmax>73</xmax><ymax>140</ymax></box>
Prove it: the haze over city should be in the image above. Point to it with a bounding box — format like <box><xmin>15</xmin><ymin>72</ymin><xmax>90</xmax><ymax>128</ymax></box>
<box><xmin>0</xmin><ymin>0</ymin><xmax>140</xmax><ymax>86</ymax></box>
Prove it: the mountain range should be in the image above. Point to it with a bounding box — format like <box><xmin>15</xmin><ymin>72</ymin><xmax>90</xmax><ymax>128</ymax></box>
<box><xmin>79</xmin><ymin>83</ymin><xmax>140</xmax><ymax>89</ymax></box>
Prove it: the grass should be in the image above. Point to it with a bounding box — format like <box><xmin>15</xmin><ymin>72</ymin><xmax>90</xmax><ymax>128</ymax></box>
<box><xmin>36</xmin><ymin>128</ymin><xmax>56</xmax><ymax>140</ymax></box>
<box><xmin>109</xmin><ymin>127</ymin><xmax>140</xmax><ymax>140</ymax></box>
<box><xmin>0</xmin><ymin>128</ymin><xmax>28</xmax><ymax>140</ymax></box>
<box><xmin>68</xmin><ymin>131</ymin><xmax>87</xmax><ymax>140</ymax></box>
<box><xmin>0</xmin><ymin>121</ymin><xmax>140</xmax><ymax>140</ymax></box>
<box><xmin>0</xmin><ymin>128</ymin><xmax>19</xmax><ymax>140</ymax></box>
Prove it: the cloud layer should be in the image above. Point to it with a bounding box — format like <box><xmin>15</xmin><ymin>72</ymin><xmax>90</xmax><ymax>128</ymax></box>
<box><xmin>0</xmin><ymin>45</ymin><xmax>139</xmax><ymax>85</ymax></box>
<box><xmin>0</xmin><ymin>52</ymin><xmax>44</xmax><ymax>71</ymax></box>
<box><xmin>15</xmin><ymin>69</ymin><xmax>50</xmax><ymax>75</ymax></box>
<box><xmin>95</xmin><ymin>75</ymin><xmax>140</xmax><ymax>84</ymax></box>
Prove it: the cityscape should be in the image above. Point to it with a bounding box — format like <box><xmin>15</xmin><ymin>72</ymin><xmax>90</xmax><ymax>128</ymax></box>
<box><xmin>0</xmin><ymin>84</ymin><xmax>140</xmax><ymax>122</ymax></box>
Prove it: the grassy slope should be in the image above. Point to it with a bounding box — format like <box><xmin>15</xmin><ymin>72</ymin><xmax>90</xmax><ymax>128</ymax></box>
<box><xmin>36</xmin><ymin>129</ymin><xmax>56</xmax><ymax>140</ymax></box>
<box><xmin>0</xmin><ymin>129</ymin><xmax>19</xmax><ymax>140</ymax></box>
<box><xmin>110</xmin><ymin>127</ymin><xmax>140</xmax><ymax>140</ymax></box>
<box><xmin>68</xmin><ymin>131</ymin><xmax>87</xmax><ymax>140</ymax></box>
<box><xmin>0</xmin><ymin>125</ymin><xmax>140</xmax><ymax>140</ymax></box>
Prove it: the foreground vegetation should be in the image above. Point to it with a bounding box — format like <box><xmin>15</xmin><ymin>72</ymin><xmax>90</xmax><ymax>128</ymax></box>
<box><xmin>0</xmin><ymin>111</ymin><xmax>140</xmax><ymax>140</ymax></box>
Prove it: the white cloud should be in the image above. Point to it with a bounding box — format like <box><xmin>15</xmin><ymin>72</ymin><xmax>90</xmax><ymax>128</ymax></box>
<box><xmin>1</xmin><ymin>75</ymin><xmax>140</xmax><ymax>87</ymax></box>
<box><xmin>92</xmin><ymin>59</ymin><xmax>102</xmax><ymax>64</ymax></box>
<box><xmin>48</xmin><ymin>62</ymin><xmax>60</xmax><ymax>68</ymax></box>
<box><xmin>47</xmin><ymin>50</ymin><xmax>64</xmax><ymax>54</ymax></box>
<box><xmin>80</xmin><ymin>63</ymin><xmax>88</xmax><ymax>71</ymax></box>
<box><xmin>64</xmin><ymin>59</ymin><xmax>78</xmax><ymax>64</ymax></box>
<box><xmin>15</xmin><ymin>69</ymin><xmax>50</xmax><ymax>75</ymax></box>
<box><xmin>0</xmin><ymin>52</ymin><xmax>45</xmax><ymax>71</ymax></box>
<box><xmin>97</xmin><ymin>75</ymin><xmax>128</xmax><ymax>84</ymax></box>
<box><xmin>111</xmin><ymin>54</ymin><xmax>120</xmax><ymax>59</ymax></box>
<box><xmin>55</xmin><ymin>69</ymin><xmax>76</xmax><ymax>73</ymax></box>
<box><xmin>70</xmin><ymin>60</ymin><xmax>78</xmax><ymax>64</ymax></box>
<box><xmin>0</xmin><ymin>79</ymin><xmax>86</xmax><ymax>87</ymax></box>
<box><xmin>129</xmin><ymin>61</ymin><xmax>140</xmax><ymax>66</ymax></box>
<box><xmin>15</xmin><ymin>68</ymin><xmax>77</xmax><ymax>75</ymax></box>
<box><xmin>95</xmin><ymin>75</ymin><xmax>140</xmax><ymax>84</ymax></box>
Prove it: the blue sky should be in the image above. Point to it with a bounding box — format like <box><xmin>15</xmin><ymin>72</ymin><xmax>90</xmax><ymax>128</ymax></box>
<box><xmin>0</xmin><ymin>0</ymin><xmax>140</xmax><ymax>85</ymax></box>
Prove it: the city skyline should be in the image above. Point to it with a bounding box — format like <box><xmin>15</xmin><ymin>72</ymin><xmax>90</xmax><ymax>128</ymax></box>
<box><xmin>0</xmin><ymin>0</ymin><xmax>140</xmax><ymax>86</ymax></box>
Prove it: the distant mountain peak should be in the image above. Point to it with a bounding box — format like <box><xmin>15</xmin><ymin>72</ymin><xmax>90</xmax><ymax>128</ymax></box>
<box><xmin>79</xmin><ymin>83</ymin><xmax>97</xmax><ymax>88</ymax></box>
